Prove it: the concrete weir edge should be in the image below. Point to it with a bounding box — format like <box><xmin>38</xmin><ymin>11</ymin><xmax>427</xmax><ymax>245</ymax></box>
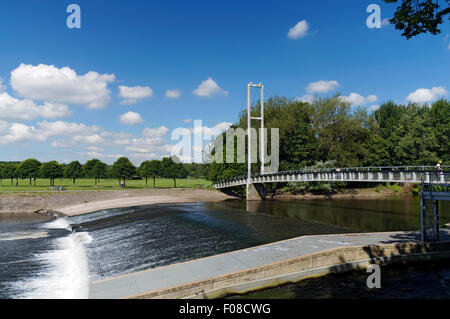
<box><xmin>129</xmin><ymin>241</ymin><xmax>450</xmax><ymax>299</ymax></box>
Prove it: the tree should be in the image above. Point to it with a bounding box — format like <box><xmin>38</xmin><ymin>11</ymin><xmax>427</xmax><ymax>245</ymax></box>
<box><xmin>310</xmin><ymin>96</ymin><xmax>370</xmax><ymax>167</ymax></box>
<box><xmin>207</xmin><ymin>92</ymin><xmax>450</xmax><ymax>186</ymax></box>
<box><xmin>40</xmin><ymin>161</ymin><xmax>63</xmax><ymax>187</ymax></box>
<box><xmin>1</xmin><ymin>163</ymin><xmax>18</xmax><ymax>186</ymax></box>
<box><xmin>428</xmin><ymin>99</ymin><xmax>450</xmax><ymax>163</ymax></box>
<box><xmin>140</xmin><ymin>160</ymin><xmax>161</xmax><ymax>188</ymax></box>
<box><xmin>161</xmin><ymin>157</ymin><xmax>188</xmax><ymax>188</ymax></box>
<box><xmin>65</xmin><ymin>161</ymin><xmax>84</xmax><ymax>185</ymax></box>
<box><xmin>111</xmin><ymin>157</ymin><xmax>136</xmax><ymax>187</ymax></box>
<box><xmin>84</xmin><ymin>159</ymin><xmax>107</xmax><ymax>186</ymax></box>
<box><xmin>383</xmin><ymin>0</ymin><xmax>450</xmax><ymax>38</ymax></box>
<box><xmin>17</xmin><ymin>159</ymin><xmax>41</xmax><ymax>186</ymax></box>
<box><xmin>0</xmin><ymin>163</ymin><xmax>3</xmax><ymax>185</ymax></box>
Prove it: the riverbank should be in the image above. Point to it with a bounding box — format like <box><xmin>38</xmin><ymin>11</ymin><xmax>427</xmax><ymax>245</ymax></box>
<box><xmin>0</xmin><ymin>189</ymin><xmax>233</xmax><ymax>215</ymax></box>
<box><xmin>273</xmin><ymin>186</ymin><xmax>413</xmax><ymax>200</ymax></box>
<box><xmin>0</xmin><ymin>185</ymin><xmax>413</xmax><ymax>216</ymax></box>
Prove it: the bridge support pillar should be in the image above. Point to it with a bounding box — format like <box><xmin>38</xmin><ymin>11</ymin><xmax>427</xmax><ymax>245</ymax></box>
<box><xmin>246</xmin><ymin>183</ymin><xmax>267</xmax><ymax>201</ymax></box>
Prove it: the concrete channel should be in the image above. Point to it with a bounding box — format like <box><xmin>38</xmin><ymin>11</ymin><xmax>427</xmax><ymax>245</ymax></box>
<box><xmin>89</xmin><ymin>228</ymin><xmax>450</xmax><ymax>299</ymax></box>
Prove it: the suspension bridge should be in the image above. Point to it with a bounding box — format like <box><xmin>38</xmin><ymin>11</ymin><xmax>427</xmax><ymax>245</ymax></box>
<box><xmin>212</xmin><ymin>82</ymin><xmax>450</xmax><ymax>242</ymax></box>
<box><xmin>213</xmin><ymin>166</ymin><xmax>450</xmax><ymax>199</ymax></box>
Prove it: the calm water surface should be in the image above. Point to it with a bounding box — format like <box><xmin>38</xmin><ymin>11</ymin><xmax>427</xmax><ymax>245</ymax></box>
<box><xmin>0</xmin><ymin>198</ymin><xmax>448</xmax><ymax>298</ymax></box>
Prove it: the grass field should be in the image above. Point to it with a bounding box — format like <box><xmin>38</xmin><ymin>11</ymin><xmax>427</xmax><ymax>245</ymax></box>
<box><xmin>0</xmin><ymin>177</ymin><xmax>212</xmax><ymax>192</ymax></box>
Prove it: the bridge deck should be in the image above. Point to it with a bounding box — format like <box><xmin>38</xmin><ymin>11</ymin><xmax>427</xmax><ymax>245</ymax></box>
<box><xmin>214</xmin><ymin>168</ymin><xmax>449</xmax><ymax>189</ymax></box>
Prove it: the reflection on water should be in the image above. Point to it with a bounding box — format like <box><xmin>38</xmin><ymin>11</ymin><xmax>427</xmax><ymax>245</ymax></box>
<box><xmin>228</xmin><ymin>259</ymin><xmax>450</xmax><ymax>299</ymax></box>
<box><xmin>218</xmin><ymin>198</ymin><xmax>450</xmax><ymax>232</ymax></box>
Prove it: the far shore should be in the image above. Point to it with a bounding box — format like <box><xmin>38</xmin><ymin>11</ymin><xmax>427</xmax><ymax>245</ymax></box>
<box><xmin>0</xmin><ymin>186</ymin><xmax>415</xmax><ymax>216</ymax></box>
<box><xmin>0</xmin><ymin>188</ymin><xmax>234</xmax><ymax>216</ymax></box>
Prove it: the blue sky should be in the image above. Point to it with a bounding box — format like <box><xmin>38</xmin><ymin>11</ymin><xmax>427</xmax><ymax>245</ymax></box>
<box><xmin>0</xmin><ymin>0</ymin><xmax>448</xmax><ymax>164</ymax></box>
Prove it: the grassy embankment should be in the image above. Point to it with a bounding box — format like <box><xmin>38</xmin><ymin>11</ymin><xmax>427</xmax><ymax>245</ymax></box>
<box><xmin>0</xmin><ymin>178</ymin><xmax>211</xmax><ymax>192</ymax></box>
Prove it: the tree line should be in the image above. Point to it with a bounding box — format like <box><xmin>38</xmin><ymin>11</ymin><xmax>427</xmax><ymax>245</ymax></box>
<box><xmin>209</xmin><ymin>96</ymin><xmax>449</xmax><ymax>183</ymax></box>
<box><xmin>0</xmin><ymin>157</ymin><xmax>207</xmax><ymax>188</ymax></box>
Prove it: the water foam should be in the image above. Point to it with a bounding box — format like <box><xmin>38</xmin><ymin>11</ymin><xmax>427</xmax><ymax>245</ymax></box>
<box><xmin>43</xmin><ymin>218</ymin><xmax>72</xmax><ymax>231</ymax></box>
<box><xmin>12</xmin><ymin>218</ymin><xmax>93</xmax><ymax>299</ymax></box>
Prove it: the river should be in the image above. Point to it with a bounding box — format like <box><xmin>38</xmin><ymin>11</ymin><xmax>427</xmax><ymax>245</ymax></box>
<box><xmin>0</xmin><ymin>198</ymin><xmax>449</xmax><ymax>299</ymax></box>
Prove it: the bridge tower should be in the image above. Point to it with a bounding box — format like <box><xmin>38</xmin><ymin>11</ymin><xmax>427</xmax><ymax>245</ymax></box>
<box><xmin>246</xmin><ymin>82</ymin><xmax>267</xmax><ymax>200</ymax></box>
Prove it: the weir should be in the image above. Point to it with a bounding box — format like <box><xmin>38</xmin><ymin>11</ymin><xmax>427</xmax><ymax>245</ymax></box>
<box><xmin>89</xmin><ymin>229</ymin><xmax>450</xmax><ymax>299</ymax></box>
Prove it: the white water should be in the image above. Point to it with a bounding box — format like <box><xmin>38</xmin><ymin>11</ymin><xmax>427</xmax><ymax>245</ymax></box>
<box><xmin>11</xmin><ymin>218</ymin><xmax>92</xmax><ymax>299</ymax></box>
<box><xmin>43</xmin><ymin>218</ymin><xmax>72</xmax><ymax>231</ymax></box>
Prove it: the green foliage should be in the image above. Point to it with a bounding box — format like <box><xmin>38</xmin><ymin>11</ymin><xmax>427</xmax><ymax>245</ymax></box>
<box><xmin>140</xmin><ymin>160</ymin><xmax>162</xmax><ymax>187</ymax></box>
<box><xmin>112</xmin><ymin>157</ymin><xmax>136</xmax><ymax>186</ymax></box>
<box><xmin>383</xmin><ymin>0</ymin><xmax>450</xmax><ymax>39</ymax></box>
<box><xmin>375</xmin><ymin>183</ymin><xmax>403</xmax><ymax>193</ymax></box>
<box><xmin>183</xmin><ymin>163</ymin><xmax>210</xmax><ymax>178</ymax></box>
<box><xmin>161</xmin><ymin>157</ymin><xmax>189</xmax><ymax>188</ymax></box>
<box><xmin>64</xmin><ymin>161</ymin><xmax>84</xmax><ymax>184</ymax></box>
<box><xmin>40</xmin><ymin>161</ymin><xmax>63</xmax><ymax>186</ymax></box>
<box><xmin>84</xmin><ymin>159</ymin><xmax>107</xmax><ymax>186</ymax></box>
<box><xmin>1</xmin><ymin>163</ymin><xmax>18</xmax><ymax>186</ymax></box>
<box><xmin>17</xmin><ymin>158</ymin><xmax>41</xmax><ymax>186</ymax></box>
<box><xmin>287</xmin><ymin>160</ymin><xmax>346</xmax><ymax>194</ymax></box>
<box><xmin>208</xmin><ymin>95</ymin><xmax>450</xmax><ymax>196</ymax></box>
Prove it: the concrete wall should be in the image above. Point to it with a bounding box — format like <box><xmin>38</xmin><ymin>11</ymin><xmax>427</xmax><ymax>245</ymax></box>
<box><xmin>129</xmin><ymin>241</ymin><xmax>450</xmax><ymax>299</ymax></box>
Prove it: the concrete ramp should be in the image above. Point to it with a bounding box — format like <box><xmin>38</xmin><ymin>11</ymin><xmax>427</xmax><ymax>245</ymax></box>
<box><xmin>89</xmin><ymin>229</ymin><xmax>450</xmax><ymax>299</ymax></box>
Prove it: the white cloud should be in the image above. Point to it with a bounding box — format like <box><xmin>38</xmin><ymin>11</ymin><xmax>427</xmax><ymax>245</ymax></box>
<box><xmin>366</xmin><ymin>94</ymin><xmax>378</xmax><ymax>103</ymax></box>
<box><xmin>129</xmin><ymin>152</ymin><xmax>159</xmax><ymax>160</ymax></box>
<box><xmin>190</xmin><ymin>121</ymin><xmax>233</xmax><ymax>137</ymax></box>
<box><xmin>166</xmin><ymin>89</ymin><xmax>182</xmax><ymax>99</ymax></box>
<box><xmin>0</xmin><ymin>120</ymin><xmax>104</xmax><ymax>146</ymax></box>
<box><xmin>37</xmin><ymin>120</ymin><xmax>101</xmax><ymax>137</ymax></box>
<box><xmin>381</xmin><ymin>18</ymin><xmax>390</xmax><ymax>27</ymax></box>
<box><xmin>0</xmin><ymin>92</ymin><xmax>72</xmax><ymax>121</ymax></box>
<box><xmin>143</xmin><ymin>126</ymin><xmax>169</xmax><ymax>138</ymax></box>
<box><xmin>10</xmin><ymin>63</ymin><xmax>115</xmax><ymax>109</ymax></box>
<box><xmin>306</xmin><ymin>80</ymin><xmax>340</xmax><ymax>94</ymax></box>
<box><xmin>0</xmin><ymin>123</ymin><xmax>45</xmax><ymax>144</ymax></box>
<box><xmin>87</xmin><ymin>146</ymin><xmax>104</xmax><ymax>152</ymax></box>
<box><xmin>193</xmin><ymin>78</ymin><xmax>228</xmax><ymax>97</ymax></box>
<box><xmin>86</xmin><ymin>152</ymin><xmax>123</xmax><ymax>159</ymax></box>
<box><xmin>119</xmin><ymin>85</ymin><xmax>153</xmax><ymax>105</ymax></box>
<box><xmin>50</xmin><ymin>141</ymin><xmax>74</xmax><ymax>148</ymax></box>
<box><xmin>297</xmin><ymin>94</ymin><xmax>315</xmax><ymax>103</ymax></box>
<box><xmin>73</xmin><ymin>134</ymin><xmax>105</xmax><ymax>145</ymax></box>
<box><xmin>406</xmin><ymin>87</ymin><xmax>447</xmax><ymax>104</ymax></box>
<box><xmin>340</xmin><ymin>93</ymin><xmax>378</xmax><ymax>106</ymax></box>
<box><xmin>368</xmin><ymin>105</ymin><xmax>380</xmax><ymax>112</ymax></box>
<box><xmin>288</xmin><ymin>20</ymin><xmax>309</xmax><ymax>39</ymax></box>
<box><xmin>214</xmin><ymin>122</ymin><xmax>233</xmax><ymax>132</ymax></box>
<box><xmin>183</xmin><ymin>118</ymin><xmax>193</xmax><ymax>123</ymax></box>
<box><xmin>120</xmin><ymin>111</ymin><xmax>144</xmax><ymax>126</ymax></box>
<box><xmin>125</xmin><ymin>146</ymin><xmax>154</xmax><ymax>153</ymax></box>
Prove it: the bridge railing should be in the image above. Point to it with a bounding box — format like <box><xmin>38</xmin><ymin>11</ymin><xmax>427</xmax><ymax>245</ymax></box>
<box><xmin>213</xmin><ymin>166</ymin><xmax>450</xmax><ymax>187</ymax></box>
<box><xmin>421</xmin><ymin>172</ymin><xmax>450</xmax><ymax>192</ymax></box>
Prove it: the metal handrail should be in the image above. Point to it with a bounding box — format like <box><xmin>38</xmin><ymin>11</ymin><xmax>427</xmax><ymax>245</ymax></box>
<box><xmin>214</xmin><ymin>166</ymin><xmax>450</xmax><ymax>186</ymax></box>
